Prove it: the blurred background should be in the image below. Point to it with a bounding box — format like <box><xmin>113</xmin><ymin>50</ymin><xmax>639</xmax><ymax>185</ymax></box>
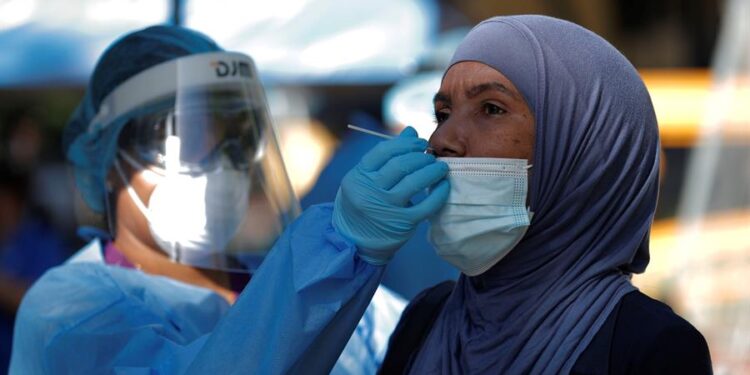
<box><xmin>0</xmin><ymin>0</ymin><xmax>747</xmax><ymax>373</ymax></box>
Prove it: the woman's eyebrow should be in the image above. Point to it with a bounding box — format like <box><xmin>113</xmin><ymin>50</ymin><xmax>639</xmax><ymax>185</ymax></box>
<box><xmin>466</xmin><ymin>82</ymin><xmax>520</xmax><ymax>101</ymax></box>
<box><xmin>433</xmin><ymin>92</ymin><xmax>450</xmax><ymax>105</ymax></box>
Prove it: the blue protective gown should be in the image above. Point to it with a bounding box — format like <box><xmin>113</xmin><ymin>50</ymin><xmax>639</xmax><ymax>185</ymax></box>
<box><xmin>10</xmin><ymin>204</ymin><xmax>402</xmax><ymax>374</ymax></box>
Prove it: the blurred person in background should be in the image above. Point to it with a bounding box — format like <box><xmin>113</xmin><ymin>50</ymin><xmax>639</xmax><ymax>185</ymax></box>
<box><xmin>1</xmin><ymin>108</ymin><xmax>80</xmax><ymax>248</ymax></box>
<box><xmin>9</xmin><ymin>25</ymin><xmax>425</xmax><ymax>374</ymax></box>
<box><xmin>0</xmin><ymin>164</ymin><xmax>67</xmax><ymax>373</ymax></box>
<box><xmin>2</xmin><ymin>110</ymin><xmax>44</xmax><ymax>172</ymax></box>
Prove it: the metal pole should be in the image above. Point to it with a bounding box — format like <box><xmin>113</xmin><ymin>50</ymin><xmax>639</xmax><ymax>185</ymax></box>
<box><xmin>170</xmin><ymin>0</ymin><xmax>183</xmax><ymax>26</ymax></box>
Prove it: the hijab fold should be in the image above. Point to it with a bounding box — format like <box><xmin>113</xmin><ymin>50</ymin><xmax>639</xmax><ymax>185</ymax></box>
<box><xmin>410</xmin><ymin>15</ymin><xmax>659</xmax><ymax>374</ymax></box>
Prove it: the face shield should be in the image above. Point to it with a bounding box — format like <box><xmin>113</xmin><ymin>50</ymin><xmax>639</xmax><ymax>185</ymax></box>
<box><xmin>92</xmin><ymin>52</ymin><xmax>300</xmax><ymax>273</ymax></box>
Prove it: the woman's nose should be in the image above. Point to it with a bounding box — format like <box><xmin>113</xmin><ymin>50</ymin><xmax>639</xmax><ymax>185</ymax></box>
<box><xmin>429</xmin><ymin>120</ymin><xmax>465</xmax><ymax>157</ymax></box>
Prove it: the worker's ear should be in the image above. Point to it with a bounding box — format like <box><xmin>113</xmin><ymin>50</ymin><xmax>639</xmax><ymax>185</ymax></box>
<box><xmin>69</xmin><ymin>168</ymin><xmax>109</xmax><ymax>238</ymax></box>
<box><xmin>106</xmin><ymin>163</ymin><xmax>124</xmax><ymax>193</ymax></box>
<box><xmin>104</xmin><ymin>165</ymin><xmax>123</xmax><ymax>238</ymax></box>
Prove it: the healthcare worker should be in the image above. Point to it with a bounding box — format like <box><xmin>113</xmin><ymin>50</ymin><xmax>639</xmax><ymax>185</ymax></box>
<box><xmin>9</xmin><ymin>25</ymin><xmax>450</xmax><ymax>374</ymax></box>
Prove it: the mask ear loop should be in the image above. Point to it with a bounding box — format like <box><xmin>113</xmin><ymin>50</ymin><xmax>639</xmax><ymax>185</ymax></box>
<box><xmin>522</xmin><ymin>163</ymin><xmax>534</xmax><ymax>218</ymax></box>
<box><xmin>119</xmin><ymin>149</ymin><xmax>166</xmax><ymax>178</ymax></box>
<box><xmin>113</xmin><ymin>153</ymin><xmax>155</xmax><ymax>223</ymax></box>
<box><xmin>116</xmin><ymin>150</ymin><xmax>183</xmax><ymax>259</ymax></box>
<box><xmin>104</xmin><ymin>176</ymin><xmax>117</xmax><ymax>240</ymax></box>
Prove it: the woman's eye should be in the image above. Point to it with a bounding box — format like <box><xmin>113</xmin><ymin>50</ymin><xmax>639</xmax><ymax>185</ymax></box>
<box><xmin>434</xmin><ymin>110</ymin><xmax>450</xmax><ymax>124</ymax></box>
<box><xmin>483</xmin><ymin>103</ymin><xmax>505</xmax><ymax>115</ymax></box>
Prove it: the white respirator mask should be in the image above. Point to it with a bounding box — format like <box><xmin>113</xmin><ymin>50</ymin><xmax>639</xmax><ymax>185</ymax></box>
<box><xmin>115</xmin><ymin>150</ymin><xmax>251</xmax><ymax>259</ymax></box>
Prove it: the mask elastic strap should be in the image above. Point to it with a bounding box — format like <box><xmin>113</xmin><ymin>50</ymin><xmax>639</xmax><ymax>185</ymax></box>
<box><xmin>119</xmin><ymin>149</ymin><xmax>146</xmax><ymax>170</ymax></box>
<box><xmin>119</xmin><ymin>150</ymin><xmax>166</xmax><ymax>177</ymax></box>
<box><xmin>113</xmin><ymin>156</ymin><xmax>154</xmax><ymax>223</ymax></box>
<box><xmin>526</xmin><ymin>164</ymin><xmax>534</xmax><ymax>219</ymax></box>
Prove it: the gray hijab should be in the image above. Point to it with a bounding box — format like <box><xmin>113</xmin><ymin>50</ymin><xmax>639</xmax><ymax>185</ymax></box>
<box><xmin>410</xmin><ymin>15</ymin><xmax>659</xmax><ymax>373</ymax></box>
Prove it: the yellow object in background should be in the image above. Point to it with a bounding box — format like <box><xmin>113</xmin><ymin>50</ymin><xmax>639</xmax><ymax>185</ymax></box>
<box><xmin>641</xmin><ymin>69</ymin><xmax>750</xmax><ymax>147</ymax></box>
<box><xmin>276</xmin><ymin>118</ymin><xmax>337</xmax><ymax>198</ymax></box>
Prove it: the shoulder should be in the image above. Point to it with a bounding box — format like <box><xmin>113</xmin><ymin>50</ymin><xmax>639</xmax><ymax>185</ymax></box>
<box><xmin>11</xmin><ymin>262</ymin><xmax>126</xmax><ymax>373</ymax></box>
<box><xmin>15</xmin><ymin>263</ymin><xmax>125</xmax><ymax>339</ymax></box>
<box><xmin>12</xmin><ymin>261</ymin><xmax>226</xmax><ymax>373</ymax></box>
<box><xmin>18</xmin><ymin>260</ymin><xmax>227</xmax><ymax>332</ymax></box>
<box><xmin>613</xmin><ymin>290</ymin><xmax>712</xmax><ymax>374</ymax></box>
<box><xmin>617</xmin><ymin>291</ymin><xmax>706</xmax><ymax>346</ymax></box>
<box><xmin>18</xmin><ymin>262</ymin><xmax>124</xmax><ymax>323</ymax></box>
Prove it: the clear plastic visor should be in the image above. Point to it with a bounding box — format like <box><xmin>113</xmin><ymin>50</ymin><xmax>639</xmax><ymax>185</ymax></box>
<box><xmin>125</xmin><ymin>86</ymin><xmax>266</xmax><ymax>175</ymax></box>
<box><xmin>103</xmin><ymin>52</ymin><xmax>300</xmax><ymax>273</ymax></box>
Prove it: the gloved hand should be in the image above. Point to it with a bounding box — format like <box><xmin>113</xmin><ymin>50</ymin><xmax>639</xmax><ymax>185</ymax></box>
<box><xmin>333</xmin><ymin>127</ymin><xmax>450</xmax><ymax>265</ymax></box>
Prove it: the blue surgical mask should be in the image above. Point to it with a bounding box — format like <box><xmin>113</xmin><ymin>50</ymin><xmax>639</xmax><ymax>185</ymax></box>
<box><xmin>428</xmin><ymin>157</ymin><xmax>532</xmax><ymax>276</ymax></box>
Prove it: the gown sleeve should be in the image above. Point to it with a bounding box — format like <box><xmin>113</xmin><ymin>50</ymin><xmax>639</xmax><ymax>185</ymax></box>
<box><xmin>187</xmin><ymin>204</ymin><xmax>384</xmax><ymax>374</ymax></box>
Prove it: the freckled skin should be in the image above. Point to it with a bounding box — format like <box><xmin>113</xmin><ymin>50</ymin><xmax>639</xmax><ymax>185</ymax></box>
<box><xmin>430</xmin><ymin>62</ymin><xmax>535</xmax><ymax>162</ymax></box>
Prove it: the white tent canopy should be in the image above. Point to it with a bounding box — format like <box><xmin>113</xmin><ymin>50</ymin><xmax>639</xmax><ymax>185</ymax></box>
<box><xmin>0</xmin><ymin>0</ymin><xmax>437</xmax><ymax>87</ymax></box>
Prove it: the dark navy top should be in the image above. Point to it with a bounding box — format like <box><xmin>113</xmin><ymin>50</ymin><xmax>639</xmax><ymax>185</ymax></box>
<box><xmin>571</xmin><ymin>290</ymin><xmax>712</xmax><ymax>374</ymax></box>
<box><xmin>381</xmin><ymin>288</ymin><xmax>712</xmax><ymax>374</ymax></box>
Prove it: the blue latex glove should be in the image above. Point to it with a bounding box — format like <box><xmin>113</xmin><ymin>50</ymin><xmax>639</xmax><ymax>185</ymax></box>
<box><xmin>333</xmin><ymin>127</ymin><xmax>450</xmax><ymax>265</ymax></box>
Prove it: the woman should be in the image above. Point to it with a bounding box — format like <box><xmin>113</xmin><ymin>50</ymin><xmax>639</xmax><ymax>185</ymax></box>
<box><xmin>375</xmin><ymin>15</ymin><xmax>712</xmax><ymax>374</ymax></box>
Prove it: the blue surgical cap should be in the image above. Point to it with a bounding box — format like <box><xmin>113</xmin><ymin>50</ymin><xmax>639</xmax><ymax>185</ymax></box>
<box><xmin>64</xmin><ymin>25</ymin><xmax>222</xmax><ymax>213</ymax></box>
